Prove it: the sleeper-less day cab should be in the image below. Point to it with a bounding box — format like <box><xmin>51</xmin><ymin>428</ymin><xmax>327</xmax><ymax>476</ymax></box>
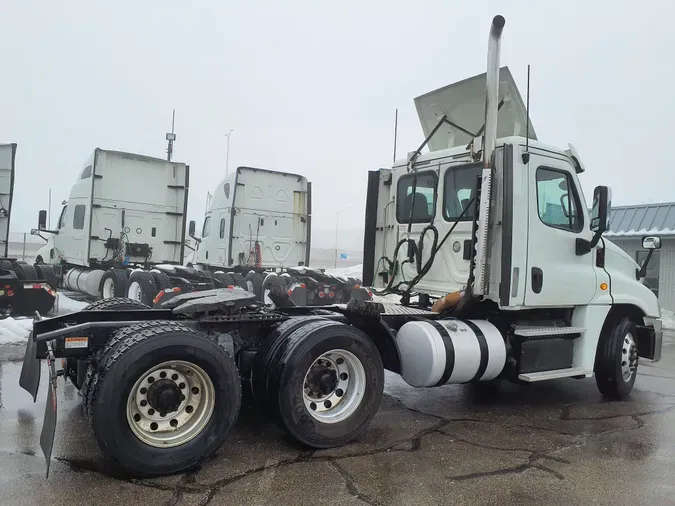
<box><xmin>20</xmin><ymin>15</ymin><xmax>661</xmax><ymax>478</ymax></box>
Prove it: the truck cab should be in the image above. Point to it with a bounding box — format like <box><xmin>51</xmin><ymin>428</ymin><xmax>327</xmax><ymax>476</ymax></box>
<box><xmin>363</xmin><ymin>50</ymin><xmax>661</xmax><ymax>397</ymax></box>
<box><xmin>192</xmin><ymin>166</ymin><xmax>311</xmax><ymax>270</ymax></box>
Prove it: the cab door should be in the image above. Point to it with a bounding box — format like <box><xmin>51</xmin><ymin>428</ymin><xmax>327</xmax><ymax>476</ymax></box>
<box><xmin>524</xmin><ymin>153</ymin><xmax>596</xmax><ymax>306</ymax></box>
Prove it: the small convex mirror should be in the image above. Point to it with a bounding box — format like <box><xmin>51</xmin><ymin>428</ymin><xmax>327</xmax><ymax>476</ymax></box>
<box><xmin>642</xmin><ymin>236</ymin><xmax>662</xmax><ymax>250</ymax></box>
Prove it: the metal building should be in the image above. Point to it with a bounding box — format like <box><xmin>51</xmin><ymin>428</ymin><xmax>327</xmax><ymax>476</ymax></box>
<box><xmin>605</xmin><ymin>202</ymin><xmax>675</xmax><ymax>311</ymax></box>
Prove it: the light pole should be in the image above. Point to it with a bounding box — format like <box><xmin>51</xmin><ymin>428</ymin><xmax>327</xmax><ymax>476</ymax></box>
<box><xmin>334</xmin><ymin>207</ymin><xmax>351</xmax><ymax>268</ymax></box>
<box><xmin>225</xmin><ymin>129</ymin><xmax>234</xmax><ymax>175</ymax></box>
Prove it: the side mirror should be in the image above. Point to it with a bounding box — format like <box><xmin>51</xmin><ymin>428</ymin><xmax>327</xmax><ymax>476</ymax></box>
<box><xmin>642</xmin><ymin>236</ymin><xmax>662</xmax><ymax>250</ymax></box>
<box><xmin>590</xmin><ymin>186</ymin><xmax>611</xmax><ymax>233</ymax></box>
<box><xmin>38</xmin><ymin>210</ymin><xmax>47</xmax><ymax>230</ymax></box>
<box><xmin>188</xmin><ymin>220</ymin><xmax>196</xmax><ymax>237</ymax></box>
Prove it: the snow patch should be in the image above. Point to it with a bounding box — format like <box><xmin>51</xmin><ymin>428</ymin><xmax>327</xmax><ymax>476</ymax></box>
<box><xmin>0</xmin><ymin>317</ymin><xmax>34</xmax><ymax>345</ymax></box>
<box><xmin>324</xmin><ymin>264</ymin><xmax>364</xmax><ymax>280</ymax></box>
<box><xmin>0</xmin><ymin>292</ymin><xmax>89</xmax><ymax>346</ymax></box>
<box><xmin>54</xmin><ymin>292</ymin><xmax>88</xmax><ymax>314</ymax></box>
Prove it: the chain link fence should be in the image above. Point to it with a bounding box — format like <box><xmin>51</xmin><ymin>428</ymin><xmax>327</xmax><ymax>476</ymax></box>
<box><xmin>5</xmin><ymin>232</ymin><xmax>46</xmax><ymax>262</ymax></box>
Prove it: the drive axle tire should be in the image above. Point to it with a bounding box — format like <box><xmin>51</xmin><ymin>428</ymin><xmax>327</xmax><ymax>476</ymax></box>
<box><xmin>34</xmin><ymin>264</ymin><xmax>60</xmax><ymax>290</ymax></box>
<box><xmin>259</xmin><ymin>319</ymin><xmax>384</xmax><ymax>448</ymax></box>
<box><xmin>150</xmin><ymin>270</ymin><xmax>173</xmax><ymax>291</ymax></box>
<box><xmin>0</xmin><ymin>259</ymin><xmax>13</xmax><ymax>270</ymax></box>
<box><xmin>13</xmin><ymin>263</ymin><xmax>38</xmax><ymax>281</ymax></box>
<box><xmin>595</xmin><ymin>316</ymin><xmax>639</xmax><ymax>400</ymax></box>
<box><xmin>100</xmin><ymin>269</ymin><xmax>129</xmax><ymax>299</ymax></box>
<box><xmin>89</xmin><ymin>322</ymin><xmax>241</xmax><ymax>477</ymax></box>
<box><xmin>80</xmin><ymin>299</ymin><xmax>152</xmax><ymax>414</ymax></box>
<box><xmin>126</xmin><ymin>271</ymin><xmax>158</xmax><ymax>306</ymax></box>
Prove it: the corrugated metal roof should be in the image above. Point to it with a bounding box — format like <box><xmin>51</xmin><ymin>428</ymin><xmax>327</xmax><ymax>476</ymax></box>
<box><xmin>605</xmin><ymin>202</ymin><xmax>675</xmax><ymax>237</ymax></box>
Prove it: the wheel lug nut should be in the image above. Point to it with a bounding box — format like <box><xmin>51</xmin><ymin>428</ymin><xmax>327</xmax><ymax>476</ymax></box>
<box><xmin>336</xmin><ymin>388</ymin><xmax>344</xmax><ymax>397</ymax></box>
<box><xmin>160</xmin><ymin>371</ymin><xmax>167</xmax><ymax>379</ymax></box>
<box><xmin>340</xmin><ymin>373</ymin><xmax>348</xmax><ymax>381</ymax></box>
<box><xmin>309</xmin><ymin>402</ymin><xmax>317</xmax><ymax>411</ymax></box>
<box><xmin>148</xmin><ymin>408</ymin><xmax>155</xmax><ymax>415</ymax></box>
<box><xmin>324</xmin><ymin>400</ymin><xmax>332</xmax><ymax>409</ymax></box>
<box><xmin>336</xmin><ymin>358</ymin><xmax>344</xmax><ymax>365</ymax></box>
<box><xmin>133</xmin><ymin>413</ymin><xmax>141</xmax><ymax>422</ymax></box>
<box><xmin>179</xmin><ymin>382</ymin><xmax>186</xmax><ymax>389</ymax></box>
<box><xmin>170</xmin><ymin>419</ymin><xmax>178</xmax><ymax>428</ymax></box>
<box><xmin>185</xmin><ymin>405</ymin><xmax>194</xmax><ymax>414</ymax></box>
<box><xmin>150</xmin><ymin>422</ymin><xmax>158</xmax><ymax>431</ymax></box>
<box><xmin>171</xmin><ymin>374</ymin><xmax>179</xmax><ymax>381</ymax></box>
<box><xmin>192</xmin><ymin>387</ymin><xmax>199</xmax><ymax>395</ymax></box>
<box><xmin>140</xmin><ymin>400</ymin><xmax>148</xmax><ymax>407</ymax></box>
<box><xmin>148</xmin><ymin>376</ymin><xmax>155</xmax><ymax>383</ymax></box>
<box><xmin>140</xmin><ymin>387</ymin><xmax>147</xmax><ymax>395</ymax></box>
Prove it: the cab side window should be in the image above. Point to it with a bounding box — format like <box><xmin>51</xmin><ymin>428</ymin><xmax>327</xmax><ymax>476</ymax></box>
<box><xmin>535</xmin><ymin>167</ymin><xmax>582</xmax><ymax>232</ymax></box>
<box><xmin>73</xmin><ymin>205</ymin><xmax>86</xmax><ymax>230</ymax></box>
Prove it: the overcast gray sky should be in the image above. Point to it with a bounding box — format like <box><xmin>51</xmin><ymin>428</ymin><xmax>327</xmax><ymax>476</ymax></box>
<box><xmin>1</xmin><ymin>1</ymin><xmax>673</xmax><ymax>248</ymax></box>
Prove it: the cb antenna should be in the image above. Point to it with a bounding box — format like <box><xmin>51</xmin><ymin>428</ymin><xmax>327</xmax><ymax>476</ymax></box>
<box><xmin>522</xmin><ymin>65</ymin><xmax>531</xmax><ymax>164</ymax></box>
<box><xmin>166</xmin><ymin>109</ymin><xmax>176</xmax><ymax>162</ymax></box>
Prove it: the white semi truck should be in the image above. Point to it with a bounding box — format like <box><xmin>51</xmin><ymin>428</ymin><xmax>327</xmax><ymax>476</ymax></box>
<box><xmin>35</xmin><ymin>153</ymin><xmax>365</xmax><ymax>306</ymax></box>
<box><xmin>187</xmin><ymin>166</ymin><xmax>365</xmax><ymax>305</ymax></box>
<box><xmin>21</xmin><ymin>14</ymin><xmax>662</xmax><ymax>479</ymax></box>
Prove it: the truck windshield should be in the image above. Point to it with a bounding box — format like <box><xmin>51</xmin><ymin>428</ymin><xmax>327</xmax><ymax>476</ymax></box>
<box><xmin>202</xmin><ymin>216</ymin><xmax>211</xmax><ymax>238</ymax></box>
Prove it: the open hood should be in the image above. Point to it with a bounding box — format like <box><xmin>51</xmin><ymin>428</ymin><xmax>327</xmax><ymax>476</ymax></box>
<box><xmin>414</xmin><ymin>66</ymin><xmax>537</xmax><ymax>152</ymax></box>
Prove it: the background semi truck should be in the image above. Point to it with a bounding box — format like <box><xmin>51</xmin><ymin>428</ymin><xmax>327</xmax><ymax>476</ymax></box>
<box><xmin>20</xmin><ymin>14</ymin><xmax>663</xmax><ymax>479</ymax></box>
<box><xmin>187</xmin><ymin>166</ymin><xmax>366</xmax><ymax>305</ymax></box>
<box><xmin>35</xmin><ymin>152</ymin><xmax>366</xmax><ymax>306</ymax></box>
<box><xmin>0</xmin><ymin>143</ymin><xmax>56</xmax><ymax>316</ymax></box>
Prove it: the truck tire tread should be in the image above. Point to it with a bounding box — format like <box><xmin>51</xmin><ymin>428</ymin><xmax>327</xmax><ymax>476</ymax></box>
<box><xmin>89</xmin><ymin>321</ymin><xmax>241</xmax><ymax>476</ymax></box>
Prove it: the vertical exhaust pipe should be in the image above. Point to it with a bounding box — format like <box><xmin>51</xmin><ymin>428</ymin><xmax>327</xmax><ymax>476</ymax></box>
<box><xmin>483</xmin><ymin>15</ymin><xmax>505</xmax><ymax>169</ymax></box>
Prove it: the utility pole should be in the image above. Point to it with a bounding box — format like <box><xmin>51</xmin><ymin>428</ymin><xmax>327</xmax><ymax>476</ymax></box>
<box><xmin>225</xmin><ymin>129</ymin><xmax>234</xmax><ymax>175</ymax></box>
<box><xmin>166</xmin><ymin>109</ymin><xmax>176</xmax><ymax>161</ymax></box>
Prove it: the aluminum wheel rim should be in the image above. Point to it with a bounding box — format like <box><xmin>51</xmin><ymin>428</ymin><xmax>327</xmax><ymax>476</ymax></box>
<box><xmin>621</xmin><ymin>332</ymin><xmax>638</xmax><ymax>381</ymax></box>
<box><xmin>102</xmin><ymin>278</ymin><xmax>115</xmax><ymax>299</ymax></box>
<box><xmin>303</xmin><ymin>349</ymin><xmax>366</xmax><ymax>424</ymax></box>
<box><xmin>126</xmin><ymin>360</ymin><xmax>215</xmax><ymax>448</ymax></box>
<box><xmin>128</xmin><ymin>281</ymin><xmax>142</xmax><ymax>301</ymax></box>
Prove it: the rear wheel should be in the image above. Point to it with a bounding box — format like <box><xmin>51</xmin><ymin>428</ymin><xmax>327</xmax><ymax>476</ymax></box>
<box><xmin>100</xmin><ymin>269</ymin><xmax>129</xmax><ymax>299</ymax></box>
<box><xmin>79</xmin><ymin>298</ymin><xmax>152</xmax><ymax>408</ymax></box>
<box><xmin>150</xmin><ymin>270</ymin><xmax>172</xmax><ymax>291</ymax></box>
<box><xmin>255</xmin><ymin>319</ymin><xmax>383</xmax><ymax>448</ymax></box>
<box><xmin>126</xmin><ymin>271</ymin><xmax>158</xmax><ymax>306</ymax></box>
<box><xmin>89</xmin><ymin>322</ymin><xmax>241</xmax><ymax>476</ymax></box>
<box><xmin>13</xmin><ymin>263</ymin><xmax>38</xmax><ymax>281</ymax></box>
<box><xmin>595</xmin><ymin>316</ymin><xmax>639</xmax><ymax>400</ymax></box>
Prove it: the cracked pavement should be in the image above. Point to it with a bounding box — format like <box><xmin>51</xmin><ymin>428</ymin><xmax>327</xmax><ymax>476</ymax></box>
<box><xmin>1</xmin><ymin>331</ymin><xmax>675</xmax><ymax>505</ymax></box>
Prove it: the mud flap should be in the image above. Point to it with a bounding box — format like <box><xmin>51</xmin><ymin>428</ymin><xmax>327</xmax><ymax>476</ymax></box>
<box><xmin>40</xmin><ymin>345</ymin><xmax>58</xmax><ymax>478</ymax></box>
<box><xmin>19</xmin><ymin>331</ymin><xmax>41</xmax><ymax>401</ymax></box>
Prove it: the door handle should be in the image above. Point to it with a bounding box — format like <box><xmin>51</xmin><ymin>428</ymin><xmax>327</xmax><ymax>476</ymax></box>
<box><xmin>531</xmin><ymin>267</ymin><xmax>543</xmax><ymax>294</ymax></box>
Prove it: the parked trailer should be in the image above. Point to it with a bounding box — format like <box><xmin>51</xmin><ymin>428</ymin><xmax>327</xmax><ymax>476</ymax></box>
<box><xmin>20</xmin><ymin>14</ymin><xmax>661</xmax><ymax>479</ymax></box>
<box><xmin>0</xmin><ymin>144</ymin><xmax>56</xmax><ymax>316</ymax></box>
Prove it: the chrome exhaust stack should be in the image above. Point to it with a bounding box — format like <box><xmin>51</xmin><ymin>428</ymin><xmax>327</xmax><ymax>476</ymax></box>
<box><xmin>483</xmin><ymin>15</ymin><xmax>505</xmax><ymax>169</ymax></box>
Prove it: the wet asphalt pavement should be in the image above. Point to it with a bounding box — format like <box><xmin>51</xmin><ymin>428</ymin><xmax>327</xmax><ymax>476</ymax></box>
<box><xmin>1</xmin><ymin>332</ymin><xmax>675</xmax><ymax>506</ymax></box>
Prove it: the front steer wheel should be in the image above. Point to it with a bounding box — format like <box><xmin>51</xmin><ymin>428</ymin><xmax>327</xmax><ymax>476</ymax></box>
<box><xmin>595</xmin><ymin>316</ymin><xmax>639</xmax><ymax>400</ymax></box>
<box><xmin>256</xmin><ymin>319</ymin><xmax>384</xmax><ymax>448</ymax></box>
<box><xmin>88</xmin><ymin>322</ymin><xmax>241</xmax><ymax>477</ymax></box>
